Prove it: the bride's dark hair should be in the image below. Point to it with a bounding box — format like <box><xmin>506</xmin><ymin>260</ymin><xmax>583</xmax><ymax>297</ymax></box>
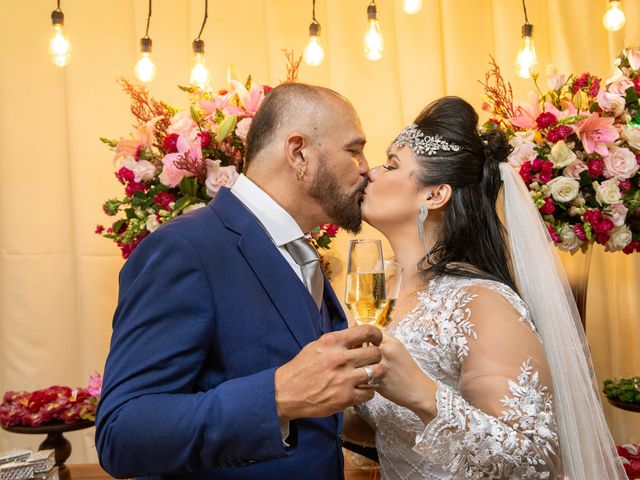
<box><xmin>413</xmin><ymin>96</ymin><xmax>517</xmax><ymax>291</ymax></box>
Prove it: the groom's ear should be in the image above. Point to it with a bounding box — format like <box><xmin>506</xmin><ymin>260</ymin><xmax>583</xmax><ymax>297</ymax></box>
<box><xmin>284</xmin><ymin>131</ymin><xmax>308</xmax><ymax>172</ymax></box>
<box><xmin>424</xmin><ymin>184</ymin><xmax>452</xmax><ymax>210</ymax></box>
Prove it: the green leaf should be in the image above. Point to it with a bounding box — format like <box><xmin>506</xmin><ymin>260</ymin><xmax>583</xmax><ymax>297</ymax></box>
<box><xmin>179</xmin><ymin>177</ymin><xmax>197</xmax><ymax>197</ymax></box>
<box><xmin>625</xmin><ymin>85</ymin><xmax>639</xmax><ymax>104</ymax></box>
<box><xmin>216</xmin><ymin>115</ymin><xmax>237</xmax><ymax>142</ymax></box>
<box><xmin>316</xmin><ymin>234</ymin><xmax>331</xmax><ymax>250</ymax></box>
<box><xmin>125</xmin><ymin>208</ymin><xmax>137</xmax><ymax>220</ymax></box>
<box><xmin>172</xmin><ymin>196</ymin><xmax>192</xmax><ymax>213</ymax></box>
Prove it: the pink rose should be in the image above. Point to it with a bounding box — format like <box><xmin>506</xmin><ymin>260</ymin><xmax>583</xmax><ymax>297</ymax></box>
<box><xmin>168</xmin><ymin>111</ymin><xmax>197</xmax><ymax>138</ymax></box>
<box><xmin>205</xmin><ymin>159</ymin><xmax>239</xmax><ymax>197</ymax></box>
<box><xmin>120</xmin><ymin>157</ymin><xmax>157</xmax><ymax>182</ymax></box>
<box><xmin>596</xmin><ymin>91</ymin><xmax>626</xmax><ymax>116</ymax></box>
<box><xmin>606</xmin><ymin>70</ymin><xmax>634</xmax><ymax>95</ymax></box>
<box><xmin>507</xmin><ymin>132</ymin><xmax>537</xmax><ymax>167</ymax></box>
<box><xmin>609</xmin><ymin>203</ymin><xmax>629</xmax><ymax>227</ymax></box>
<box><xmin>563</xmin><ymin>159</ymin><xmax>588</xmax><ymax>179</ymax></box>
<box><xmin>604</xmin><ymin>146</ymin><xmax>639</xmax><ymax>180</ymax></box>
<box><xmin>625</xmin><ymin>48</ymin><xmax>640</xmax><ymax>71</ymax></box>
<box><xmin>235</xmin><ymin>118</ymin><xmax>252</xmax><ymax>142</ymax></box>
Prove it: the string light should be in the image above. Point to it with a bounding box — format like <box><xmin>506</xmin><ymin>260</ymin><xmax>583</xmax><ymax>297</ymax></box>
<box><xmin>303</xmin><ymin>0</ymin><xmax>325</xmax><ymax>66</ymax></box>
<box><xmin>190</xmin><ymin>0</ymin><xmax>210</xmax><ymax>90</ymax></box>
<box><xmin>514</xmin><ymin>0</ymin><xmax>538</xmax><ymax>79</ymax></box>
<box><xmin>49</xmin><ymin>0</ymin><xmax>71</xmax><ymax>67</ymax></box>
<box><xmin>134</xmin><ymin>0</ymin><xmax>156</xmax><ymax>83</ymax></box>
<box><xmin>603</xmin><ymin>0</ymin><xmax>626</xmax><ymax>32</ymax></box>
<box><xmin>364</xmin><ymin>1</ymin><xmax>384</xmax><ymax>61</ymax></box>
<box><xmin>402</xmin><ymin>0</ymin><xmax>423</xmax><ymax>15</ymax></box>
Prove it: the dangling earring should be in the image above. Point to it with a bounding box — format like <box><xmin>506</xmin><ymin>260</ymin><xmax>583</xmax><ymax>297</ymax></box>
<box><xmin>417</xmin><ymin>204</ymin><xmax>429</xmax><ymax>251</ymax></box>
<box><xmin>296</xmin><ymin>165</ymin><xmax>307</xmax><ymax>181</ymax></box>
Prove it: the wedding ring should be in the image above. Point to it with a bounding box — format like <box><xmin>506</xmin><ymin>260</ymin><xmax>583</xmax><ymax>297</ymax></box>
<box><xmin>363</xmin><ymin>365</ymin><xmax>374</xmax><ymax>385</ymax></box>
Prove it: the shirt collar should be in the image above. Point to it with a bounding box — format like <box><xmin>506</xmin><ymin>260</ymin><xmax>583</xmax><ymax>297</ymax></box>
<box><xmin>230</xmin><ymin>174</ymin><xmax>304</xmax><ymax>246</ymax></box>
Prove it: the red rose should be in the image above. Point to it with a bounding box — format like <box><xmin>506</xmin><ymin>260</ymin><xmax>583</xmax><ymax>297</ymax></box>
<box><xmin>589</xmin><ymin>77</ymin><xmax>601</xmax><ymax>97</ymax></box>
<box><xmin>322</xmin><ymin>224</ymin><xmax>339</xmax><ymax>237</ymax></box>
<box><xmin>594</xmin><ymin>217</ymin><xmax>614</xmax><ymax>234</ymax></box>
<box><xmin>532</xmin><ymin>158</ymin><xmax>544</xmax><ymax>171</ymax></box>
<box><xmin>573</xmin><ymin>72</ymin><xmax>590</xmax><ymax>92</ymax></box>
<box><xmin>263</xmin><ymin>85</ymin><xmax>273</xmax><ymax>94</ymax></box>
<box><xmin>153</xmin><ymin>192</ymin><xmax>175</xmax><ymax>210</ymax></box>
<box><xmin>163</xmin><ymin>133</ymin><xmax>180</xmax><ymax>153</ymax></box>
<box><xmin>636</xmin><ymin>152</ymin><xmax>640</xmax><ymax>166</ymax></box>
<box><xmin>536</xmin><ymin>112</ymin><xmax>558</xmax><ymax>129</ymax></box>
<box><xmin>583</xmin><ymin>209</ymin><xmax>602</xmax><ymax>225</ymax></box>
<box><xmin>540</xmin><ymin>198</ymin><xmax>556</xmax><ymax>215</ymax></box>
<box><xmin>115</xmin><ymin>167</ymin><xmax>135</xmax><ymax>184</ymax></box>
<box><xmin>634</xmin><ymin>77</ymin><xmax>640</xmax><ymax>95</ymax></box>
<box><xmin>125</xmin><ymin>181</ymin><xmax>148</xmax><ymax>197</ymax></box>
<box><xmin>620</xmin><ymin>180</ymin><xmax>631</xmax><ymax>193</ymax></box>
<box><xmin>587</xmin><ymin>158</ymin><xmax>605</xmax><ymax>177</ymax></box>
<box><xmin>595</xmin><ymin>232</ymin><xmax>610</xmax><ymax>244</ymax></box>
<box><xmin>198</xmin><ymin>131</ymin><xmax>212</xmax><ymax>149</ymax></box>
<box><xmin>546</xmin><ymin>125</ymin><xmax>574</xmax><ymax>143</ymax></box>
<box><xmin>539</xmin><ymin>160</ymin><xmax>554</xmax><ymax>183</ymax></box>
<box><xmin>623</xmin><ymin>240</ymin><xmax>640</xmax><ymax>254</ymax></box>
<box><xmin>95</xmin><ymin>225</ymin><xmax>105</xmax><ymax>235</ymax></box>
<box><xmin>135</xmin><ymin>145</ymin><xmax>144</xmax><ymax>161</ymax></box>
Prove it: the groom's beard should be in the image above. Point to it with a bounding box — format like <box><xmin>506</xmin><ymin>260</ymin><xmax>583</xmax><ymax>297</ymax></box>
<box><xmin>308</xmin><ymin>155</ymin><xmax>368</xmax><ymax>234</ymax></box>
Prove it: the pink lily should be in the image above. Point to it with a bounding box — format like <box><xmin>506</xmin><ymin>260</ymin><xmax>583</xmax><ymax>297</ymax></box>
<box><xmin>576</xmin><ymin>112</ymin><xmax>619</xmax><ymax>157</ymax></box>
<box><xmin>510</xmin><ymin>91</ymin><xmax>541</xmax><ymax>129</ymax></box>
<box><xmin>114</xmin><ymin>116</ymin><xmax>162</xmax><ymax>162</ymax></box>
<box><xmin>200</xmin><ymin>92</ymin><xmax>244</xmax><ymax>118</ymax></box>
<box><xmin>159</xmin><ymin>135</ymin><xmax>203</xmax><ymax>187</ymax></box>
<box><xmin>231</xmin><ymin>80</ymin><xmax>265</xmax><ymax>117</ymax></box>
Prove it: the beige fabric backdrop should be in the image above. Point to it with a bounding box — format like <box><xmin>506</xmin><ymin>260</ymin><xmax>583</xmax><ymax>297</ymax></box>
<box><xmin>1</xmin><ymin>0</ymin><xmax>639</xmax><ymax>464</ymax></box>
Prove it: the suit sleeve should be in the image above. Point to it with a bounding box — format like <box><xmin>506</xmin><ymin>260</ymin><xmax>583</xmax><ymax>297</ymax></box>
<box><xmin>95</xmin><ymin>228</ymin><xmax>287</xmax><ymax>478</ymax></box>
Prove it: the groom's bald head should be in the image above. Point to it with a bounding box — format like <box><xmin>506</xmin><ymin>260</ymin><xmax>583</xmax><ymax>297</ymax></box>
<box><xmin>244</xmin><ymin>82</ymin><xmax>354</xmax><ymax>170</ymax></box>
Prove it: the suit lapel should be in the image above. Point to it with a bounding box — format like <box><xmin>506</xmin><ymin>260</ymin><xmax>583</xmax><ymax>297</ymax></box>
<box><xmin>211</xmin><ymin>189</ymin><xmax>318</xmax><ymax>348</ymax></box>
<box><xmin>322</xmin><ymin>276</ymin><xmax>348</xmax><ymax>331</ymax></box>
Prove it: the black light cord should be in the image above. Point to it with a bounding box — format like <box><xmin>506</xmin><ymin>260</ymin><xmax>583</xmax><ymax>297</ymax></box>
<box><xmin>195</xmin><ymin>0</ymin><xmax>209</xmax><ymax>42</ymax></box>
<box><xmin>143</xmin><ymin>0</ymin><xmax>152</xmax><ymax>39</ymax></box>
<box><xmin>312</xmin><ymin>0</ymin><xmax>317</xmax><ymax>23</ymax></box>
<box><xmin>522</xmin><ymin>0</ymin><xmax>530</xmax><ymax>24</ymax></box>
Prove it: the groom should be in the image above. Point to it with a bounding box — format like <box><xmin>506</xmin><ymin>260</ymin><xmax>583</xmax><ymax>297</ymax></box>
<box><xmin>95</xmin><ymin>83</ymin><xmax>384</xmax><ymax>479</ymax></box>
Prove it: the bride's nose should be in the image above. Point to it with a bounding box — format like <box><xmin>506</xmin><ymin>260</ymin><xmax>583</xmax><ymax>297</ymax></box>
<box><xmin>368</xmin><ymin>166</ymin><xmax>382</xmax><ymax>182</ymax></box>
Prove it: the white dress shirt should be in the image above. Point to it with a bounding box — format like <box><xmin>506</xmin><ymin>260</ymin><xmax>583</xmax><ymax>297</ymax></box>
<box><xmin>231</xmin><ymin>174</ymin><xmax>305</xmax><ymax>282</ymax></box>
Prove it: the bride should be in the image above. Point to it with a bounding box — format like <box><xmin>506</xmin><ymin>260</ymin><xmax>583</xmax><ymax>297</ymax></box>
<box><xmin>344</xmin><ymin>96</ymin><xmax>626</xmax><ymax>479</ymax></box>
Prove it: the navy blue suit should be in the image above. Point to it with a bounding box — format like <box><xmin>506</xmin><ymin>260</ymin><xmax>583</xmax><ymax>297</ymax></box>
<box><xmin>95</xmin><ymin>188</ymin><xmax>348</xmax><ymax>479</ymax></box>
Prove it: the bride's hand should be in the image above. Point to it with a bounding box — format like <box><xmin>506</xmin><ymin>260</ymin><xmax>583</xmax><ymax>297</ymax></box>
<box><xmin>375</xmin><ymin>332</ymin><xmax>437</xmax><ymax>424</ymax></box>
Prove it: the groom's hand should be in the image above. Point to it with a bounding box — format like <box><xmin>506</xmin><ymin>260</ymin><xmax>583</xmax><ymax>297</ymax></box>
<box><xmin>274</xmin><ymin>324</ymin><xmax>385</xmax><ymax>422</ymax></box>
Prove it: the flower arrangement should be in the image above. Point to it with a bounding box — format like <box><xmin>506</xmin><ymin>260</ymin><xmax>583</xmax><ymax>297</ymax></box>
<box><xmin>617</xmin><ymin>444</ymin><xmax>640</xmax><ymax>479</ymax></box>
<box><xmin>481</xmin><ymin>50</ymin><xmax>640</xmax><ymax>254</ymax></box>
<box><xmin>603</xmin><ymin>376</ymin><xmax>640</xmax><ymax>405</ymax></box>
<box><xmin>0</xmin><ymin>374</ymin><xmax>102</xmax><ymax>427</ymax></box>
<box><xmin>97</xmin><ymin>74</ymin><xmax>339</xmax><ymax>260</ymax></box>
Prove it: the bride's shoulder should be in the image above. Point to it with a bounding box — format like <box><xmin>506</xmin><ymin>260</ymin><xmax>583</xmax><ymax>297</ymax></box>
<box><xmin>427</xmin><ymin>274</ymin><xmax>537</xmax><ymax>334</ymax></box>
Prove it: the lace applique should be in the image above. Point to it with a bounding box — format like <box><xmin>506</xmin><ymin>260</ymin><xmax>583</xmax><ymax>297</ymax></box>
<box><xmin>415</xmin><ymin>360</ymin><xmax>559</xmax><ymax>479</ymax></box>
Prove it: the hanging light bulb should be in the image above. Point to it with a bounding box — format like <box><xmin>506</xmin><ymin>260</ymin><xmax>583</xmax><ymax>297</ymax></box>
<box><xmin>190</xmin><ymin>0</ymin><xmax>210</xmax><ymax>90</ymax></box>
<box><xmin>603</xmin><ymin>0</ymin><xmax>626</xmax><ymax>32</ymax></box>
<box><xmin>304</xmin><ymin>23</ymin><xmax>324</xmax><ymax>66</ymax></box>
<box><xmin>515</xmin><ymin>24</ymin><xmax>538</xmax><ymax>79</ymax></box>
<box><xmin>402</xmin><ymin>0</ymin><xmax>423</xmax><ymax>15</ymax></box>
<box><xmin>191</xmin><ymin>39</ymin><xmax>210</xmax><ymax>89</ymax></box>
<box><xmin>134</xmin><ymin>1</ymin><xmax>155</xmax><ymax>83</ymax></box>
<box><xmin>364</xmin><ymin>1</ymin><xmax>384</xmax><ymax>61</ymax></box>
<box><xmin>48</xmin><ymin>1</ymin><xmax>71</xmax><ymax>67</ymax></box>
<box><xmin>135</xmin><ymin>38</ymin><xmax>156</xmax><ymax>83</ymax></box>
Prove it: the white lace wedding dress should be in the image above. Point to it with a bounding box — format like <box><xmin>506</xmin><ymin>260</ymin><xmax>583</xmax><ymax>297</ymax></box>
<box><xmin>355</xmin><ymin>275</ymin><xmax>563</xmax><ymax>479</ymax></box>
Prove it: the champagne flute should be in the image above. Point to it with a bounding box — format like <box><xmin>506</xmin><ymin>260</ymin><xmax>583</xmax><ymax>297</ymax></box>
<box><xmin>375</xmin><ymin>260</ymin><xmax>404</xmax><ymax>328</ymax></box>
<box><xmin>345</xmin><ymin>239</ymin><xmax>387</xmax><ymax>326</ymax></box>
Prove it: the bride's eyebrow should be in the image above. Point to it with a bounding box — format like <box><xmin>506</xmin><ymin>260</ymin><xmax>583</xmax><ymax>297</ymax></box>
<box><xmin>387</xmin><ymin>153</ymin><xmax>401</xmax><ymax>162</ymax></box>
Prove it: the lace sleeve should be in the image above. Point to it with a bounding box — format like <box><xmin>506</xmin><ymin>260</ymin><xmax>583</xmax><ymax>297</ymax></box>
<box><xmin>413</xmin><ymin>284</ymin><xmax>562</xmax><ymax>479</ymax></box>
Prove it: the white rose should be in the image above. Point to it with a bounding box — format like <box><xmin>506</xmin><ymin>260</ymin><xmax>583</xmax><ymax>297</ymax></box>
<box><xmin>235</xmin><ymin>117</ymin><xmax>252</xmax><ymax>142</ymax></box>
<box><xmin>609</xmin><ymin>203</ymin><xmax>629</xmax><ymax>227</ymax></box>
<box><xmin>621</xmin><ymin>125</ymin><xmax>640</xmax><ymax>149</ymax></box>
<box><xmin>547</xmin><ymin>176</ymin><xmax>580</xmax><ymax>203</ymax></box>
<box><xmin>606</xmin><ymin>69</ymin><xmax>635</xmax><ymax>95</ymax></box>
<box><xmin>558</xmin><ymin>224</ymin><xmax>581</xmax><ymax>253</ymax></box>
<box><xmin>594</xmin><ymin>179</ymin><xmax>622</xmax><ymax>205</ymax></box>
<box><xmin>605</xmin><ymin>225</ymin><xmax>632</xmax><ymax>252</ymax></box>
<box><xmin>205</xmin><ymin>159</ymin><xmax>239</xmax><ymax>197</ymax></box>
<box><xmin>625</xmin><ymin>48</ymin><xmax>640</xmax><ymax>71</ymax></box>
<box><xmin>183</xmin><ymin>203</ymin><xmax>206</xmax><ymax>214</ymax></box>
<box><xmin>146</xmin><ymin>215</ymin><xmax>161</xmax><ymax>233</ymax></box>
<box><xmin>596</xmin><ymin>91</ymin><xmax>626</xmax><ymax>116</ymax></box>
<box><xmin>168</xmin><ymin>111</ymin><xmax>197</xmax><ymax>137</ymax></box>
<box><xmin>548</xmin><ymin>140</ymin><xmax>577</xmax><ymax>168</ymax></box>
<box><xmin>603</xmin><ymin>146</ymin><xmax>639</xmax><ymax>180</ymax></box>
<box><xmin>563</xmin><ymin>159</ymin><xmax>588</xmax><ymax>179</ymax></box>
<box><xmin>508</xmin><ymin>131</ymin><xmax>537</xmax><ymax>167</ymax></box>
<box><xmin>120</xmin><ymin>156</ymin><xmax>157</xmax><ymax>182</ymax></box>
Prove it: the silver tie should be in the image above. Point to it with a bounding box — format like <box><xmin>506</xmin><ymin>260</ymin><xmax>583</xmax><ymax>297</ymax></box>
<box><xmin>284</xmin><ymin>237</ymin><xmax>324</xmax><ymax>309</ymax></box>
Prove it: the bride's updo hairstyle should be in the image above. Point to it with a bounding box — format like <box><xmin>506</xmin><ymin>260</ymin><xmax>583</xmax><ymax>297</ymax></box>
<box><xmin>411</xmin><ymin>96</ymin><xmax>517</xmax><ymax>291</ymax></box>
